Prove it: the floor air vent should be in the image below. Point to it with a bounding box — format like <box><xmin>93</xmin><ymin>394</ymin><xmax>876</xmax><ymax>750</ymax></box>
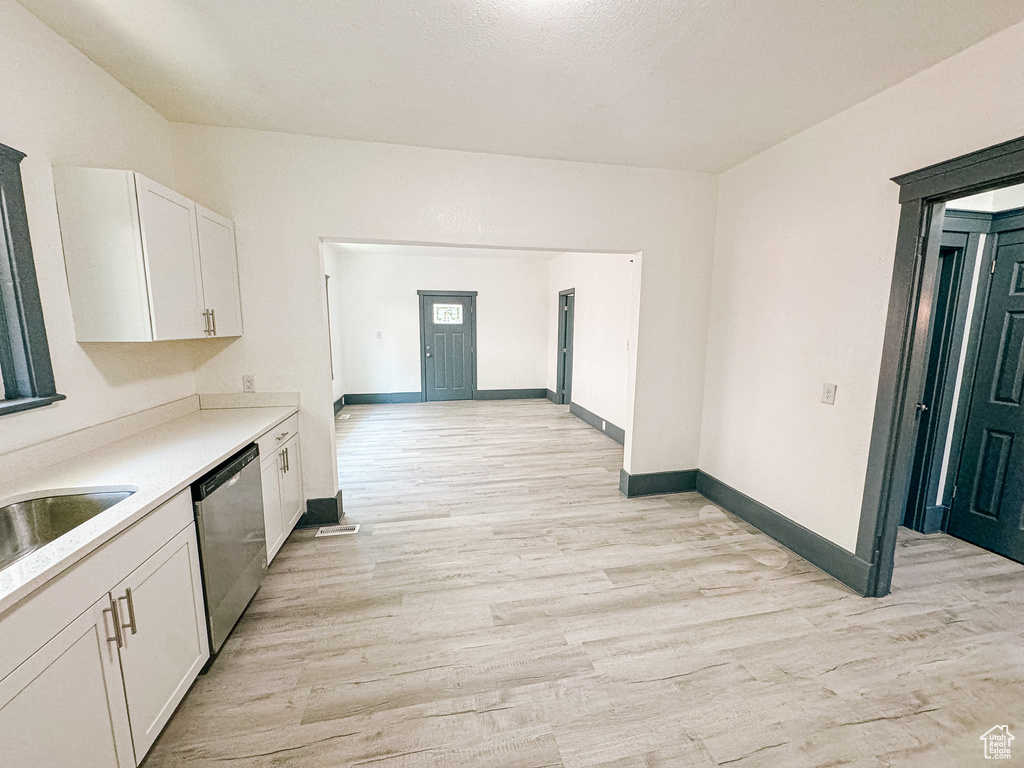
<box><xmin>315</xmin><ymin>524</ymin><xmax>360</xmax><ymax>537</ymax></box>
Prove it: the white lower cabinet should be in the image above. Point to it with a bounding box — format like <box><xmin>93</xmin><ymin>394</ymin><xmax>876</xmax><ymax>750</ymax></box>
<box><xmin>261</xmin><ymin>432</ymin><xmax>303</xmax><ymax>564</ymax></box>
<box><xmin>261</xmin><ymin>456</ymin><xmax>284</xmax><ymax>561</ymax></box>
<box><xmin>0</xmin><ymin>595</ymin><xmax>135</xmax><ymax>767</ymax></box>
<box><xmin>0</xmin><ymin>490</ymin><xmax>209</xmax><ymax>767</ymax></box>
<box><xmin>116</xmin><ymin>525</ymin><xmax>209</xmax><ymax>758</ymax></box>
<box><xmin>280</xmin><ymin>435</ymin><xmax>304</xmax><ymax>535</ymax></box>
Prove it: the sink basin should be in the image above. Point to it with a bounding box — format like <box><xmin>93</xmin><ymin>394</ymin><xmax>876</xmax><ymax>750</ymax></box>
<box><xmin>0</xmin><ymin>489</ymin><xmax>136</xmax><ymax>571</ymax></box>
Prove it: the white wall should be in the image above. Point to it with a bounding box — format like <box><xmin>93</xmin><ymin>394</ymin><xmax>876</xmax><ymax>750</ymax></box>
<box><xmin>949</xmin><ymin>182</ymin><xmax>1024</xmax><ymax>212</ymax></box>
<box><xmin>324</xmin><ymin>248</ymin><xmax>345</xmax><ymax>403</ymax></box>
<box><xmin>328</xmin><ymin>248</ymin><xmax>549</xmax><ymax>395</ymax></box>
<box><xmin>170</xmin><ymin>125</ymin><xmax>719</xmax><ymax>498</ymax></box>
<box><xmin>702</xmin><ymin>21</ymin><xmax>1024</xmax><ymax>552</ymax></box>
<box><xmin>547</xmin><ymin>252</ymin><xmax>639</xmax><ymax>431</ymax></box>
<box><xmin>0</xmin><ymin>0</ymin><xmax>205</xmax><ymax>466</ymax></box>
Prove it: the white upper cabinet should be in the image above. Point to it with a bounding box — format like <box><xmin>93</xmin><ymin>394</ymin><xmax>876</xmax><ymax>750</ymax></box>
<box><xmin>135</xmin><ymin>175</ymin><xmax>206</xmax><ymax>340</ymax></box>
<box><xmin>53</xmin><ymin>168</ymin><xmax>243</xmax><ymax>342</ymax></box>
<box><xmin>195</xmin><ymin>205</ymin><xmax>243</xmax><ymax>338</ymax></box>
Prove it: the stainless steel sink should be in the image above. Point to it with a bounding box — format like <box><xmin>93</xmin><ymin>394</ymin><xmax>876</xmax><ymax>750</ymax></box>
<box><xmin>0</xmin><ymin>490</ymin><xmax>136</xmax><ymax>571</ymax></box>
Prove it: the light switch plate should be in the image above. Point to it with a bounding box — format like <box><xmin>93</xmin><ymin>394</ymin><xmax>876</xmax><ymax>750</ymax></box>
<box><xmin>822</xmin><ymin>382</ymin><xmax>837</xmax><ymax>405</ymax></box>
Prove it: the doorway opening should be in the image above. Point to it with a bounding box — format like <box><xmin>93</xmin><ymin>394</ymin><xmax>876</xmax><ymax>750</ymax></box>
<box><xmin>861</xmin><ymin>137</ymin><xmax>1024</xmax><ymax>596</ymax></box>
<box><xmin>555</xmin><ymin>289</ymin><xmax>574</xmax><ymax>405</ymax></box>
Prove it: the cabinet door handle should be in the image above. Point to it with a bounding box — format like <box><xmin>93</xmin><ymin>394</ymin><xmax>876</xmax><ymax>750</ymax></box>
<box><xmin>202</xmin><ymin>309</ymin><xmax>212</xmax><ymax>336</ymax></box>
<box><xmin>283</xmin><ymin>446</ymin><xmax>289</xmax><ymax>473</ymax></box>
<box><xmin>104</xmin><ymin>593</ymin><xmax>124</xmax><ymax>648</ymax></box>
<box><xmin>118</xmin><ymin>587</ymin><xmax>138</xmax><ymax>636</ymax></box>
<box><xmin>279</xmin><ymin>449</ymin><xmax>286</xmax><ymax>472</ymax></box>
<box><xmin>211</xmin><ymin>308</ymin><xmax>217</xmax><ymax>336</ymax></box>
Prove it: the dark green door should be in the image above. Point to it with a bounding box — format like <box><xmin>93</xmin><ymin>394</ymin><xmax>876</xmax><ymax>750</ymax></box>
<box><xmin>556</xmin><ymin>291</ymin><xmax>574</xmax><ymax>405</ymax></box>
<box><xmin>948</xmin><ymin>227</ymin><xmax>1024</xmax><ymax>563</ymax></box>
<box><xmin>420</xmin><ymin>293</ymin><xmax>475</xmax><ymax>401</ymax></box>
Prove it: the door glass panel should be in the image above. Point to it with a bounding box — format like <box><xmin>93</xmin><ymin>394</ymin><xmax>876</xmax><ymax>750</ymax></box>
<box><xmin>433</xmin><ymin>304</ymin><xmax>462</xmax><ymax>324</ymax></box>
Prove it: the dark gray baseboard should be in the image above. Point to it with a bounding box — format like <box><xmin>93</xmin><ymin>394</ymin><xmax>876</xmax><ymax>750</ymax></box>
<box><xmin>695</xmin><ymin>471</ymin><xmax>872</xmax><ymax>596</ymax></box>
<box><xmin>475</xmin><ymin>388</ymin><xmax>547</xmax><ymax>400</ymax></box>
<box><xmin>619</xmin><ymin>468</ymin><xmax>698</xmax><ymax>497</ymax></box>
<box><xmin>546</xmin><ymin>389</ymin><xmax>558</xmax><ymax>403</ymax></box>
<box><xmin>298</xmin><ymin>490</ymin><xmax>344</xmax><ymax>528</ymax></box>
<box><xmin>344</xmin><ymin>390</ymin><xmax>548</xmax><ymax>405</ymax></box>
<box><xmin>334</xmin><ymin>397</ymin><xmax>344</xmax><ymax>415</ymax></box>
<box><xmin>343</xmin><ymin>392</ymin><xmax>422</xmax><ymax>405</ymax></box>
<box><xmin>569</xmin><ymin>401</ymin><xmax>625</xmax><ymax>445</ymax></box>
<box><xmin>921</xmin><ymin>504</ymin><xmax>948</xmax><ymax>534</ymax></box>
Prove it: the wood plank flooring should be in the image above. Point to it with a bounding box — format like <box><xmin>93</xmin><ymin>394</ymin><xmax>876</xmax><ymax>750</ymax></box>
<box><xmin>144</xmin><ymin>399</ymin><xmax>1024</xmax><ymax>767</ymax></box>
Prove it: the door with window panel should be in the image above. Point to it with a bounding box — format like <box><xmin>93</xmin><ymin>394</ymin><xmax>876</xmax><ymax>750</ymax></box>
<box><xmin>419</xmin><ymin>293</ymin><xmax>476</xmax><ymax>401</ymax></box>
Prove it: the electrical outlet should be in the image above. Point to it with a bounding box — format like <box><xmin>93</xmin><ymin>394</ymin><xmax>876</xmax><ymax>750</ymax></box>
<box><xmin>822</xmin><ymin>382</ymin><xmax>837</xmax><ymax>405</ymax></box>
<box><xmin>602</xmin><ymin>420</ymin><xmax>607</xmax><ymax>431</ymax></box>
<box><xmin>376</xmin><ymin>330</ymin><xmax>382</xmax><ymax>339</ymax></box>
<box><xmin>242</xmin><ymin>375</ymin><xmax>256</xmax><ymax>393</ymax></box>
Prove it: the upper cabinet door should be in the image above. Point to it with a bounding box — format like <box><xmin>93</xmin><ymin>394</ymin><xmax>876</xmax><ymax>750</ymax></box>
<box><xmin>135</xmin><ymin>175</ymin><xmax>206</xmax><ymax>340</ymax></box>
<box><xmin>196</xmin><ymin>205</ymin><xmax>243</xmax><ymax>337</ymax></box>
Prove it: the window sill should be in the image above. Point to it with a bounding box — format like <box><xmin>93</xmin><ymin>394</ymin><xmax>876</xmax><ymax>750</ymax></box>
<box><xmin>0</xmin><ymin>394</ymin><xmax>66</xmax><ymax>417</ymax></box>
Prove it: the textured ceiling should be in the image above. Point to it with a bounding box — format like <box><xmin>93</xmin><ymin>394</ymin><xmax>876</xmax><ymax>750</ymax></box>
<box><xmin>17</xmin><ymin>0</ymin><xmax>1024</xmax><ymax>171</ymax></box>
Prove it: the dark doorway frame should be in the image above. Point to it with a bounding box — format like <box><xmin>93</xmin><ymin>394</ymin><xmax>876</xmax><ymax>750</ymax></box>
<box><xmin>555</xmin><ymin>288</ymin><xmax>575</xmax><ymax>405</ymax></box>
<box><xmin>417</xmin><ymin>290</ymin><xmax>478</xmax><ymax>402</ymax></box>
<box><xmin>859</xmin><ymin>135</ymin><xmax>1024</xmax><ymax>597</ymax></box>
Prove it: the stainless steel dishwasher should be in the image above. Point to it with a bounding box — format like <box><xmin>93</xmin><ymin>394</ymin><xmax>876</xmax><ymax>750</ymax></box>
<box><xmin>191</xmin><ymin>443</ymin><xmax>267</xmax><ymax>655</ymax></box>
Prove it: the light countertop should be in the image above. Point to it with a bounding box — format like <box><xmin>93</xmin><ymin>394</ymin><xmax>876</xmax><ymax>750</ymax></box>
<box><xmin>0</xmin><ymin>405</ymin><xmax>297</xmax><ymax>615</ymax></box>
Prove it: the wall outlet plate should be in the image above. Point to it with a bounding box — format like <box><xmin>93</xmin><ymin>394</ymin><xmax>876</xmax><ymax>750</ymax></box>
<box><xmin>242</xmin><ymin>374</ymin><xmax>256</xmax><ymax>393</ymax></box>
<box><xmin>822</xmin><ymin>382</ymin><xmax>837</xmax><ymax>405</ymax></box>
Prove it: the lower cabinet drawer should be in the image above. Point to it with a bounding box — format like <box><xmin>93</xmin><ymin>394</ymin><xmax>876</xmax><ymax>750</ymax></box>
<box><xmin>256</xmin><ymin>413</ymin><xmax>298</xmax><ymax>461</ymax></box>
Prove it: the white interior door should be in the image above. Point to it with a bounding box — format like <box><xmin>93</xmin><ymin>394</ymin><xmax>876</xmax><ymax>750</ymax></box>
<box><xmin>116</xmin><ymin>524</ymin><xmax>209</xmax><ymax>759</ymax></box>
<box><xmin>135</xmin><ymin>174</ymin><xmax>206</xmax><ymax>340</ymax></box>
<box><xmin>196</xmin><ymin>205</ymin><xmax>243</xmax><ymax>337</ymax></box>
<box><xmin>261</xmin><ymin>456</ymin><xmax>285</xmax><ymax>562</ymax></box>
<box><xmin>0</xmin><ymin>595</ymin><xmax>135</xmax><ymax>768</ymax></box>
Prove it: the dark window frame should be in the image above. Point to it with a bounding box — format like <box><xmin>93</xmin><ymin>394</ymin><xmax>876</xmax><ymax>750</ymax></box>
<box><xmin>0</xmin><ymin>142</ymin><xmax>64</xmax><ymax>416</ymax></box>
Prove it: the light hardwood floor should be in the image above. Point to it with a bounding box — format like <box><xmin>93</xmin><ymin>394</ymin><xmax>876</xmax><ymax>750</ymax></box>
<box><xmin>144</xmin><ymin>399</ymin><xmax>1024</xmax><ymax>767</ymax></box>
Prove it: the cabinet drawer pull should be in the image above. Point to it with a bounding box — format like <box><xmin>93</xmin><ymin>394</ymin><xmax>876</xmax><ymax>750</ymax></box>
<box><xmin>275</xmin><ymin>431</ymin><xmax>289</xmax><ymax>441</ymax></box>
<box><xmin>118</xmin><ymin>587</ymin><xmax>138</xmax><ymax>636</ymax></box>
<box><xmin>104</xmin><ymin>593</ymin><xmax>124</xmax><ymax>648</ymax></box>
